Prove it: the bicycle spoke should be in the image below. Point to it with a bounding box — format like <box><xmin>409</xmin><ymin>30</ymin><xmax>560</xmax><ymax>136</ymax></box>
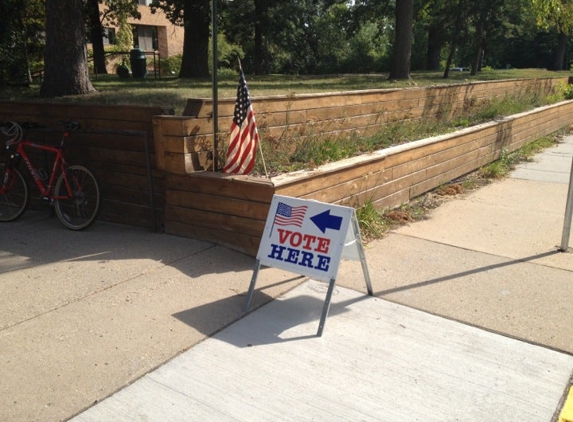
<box><xmin>0</xmin><ymin>167</ymin><xmax>29</xmax><ymax>222</ymax></box>
<box><xmin>54</xmin><ymin>165</ymin><xmax>100</xmax><ymax>230</ymax></box>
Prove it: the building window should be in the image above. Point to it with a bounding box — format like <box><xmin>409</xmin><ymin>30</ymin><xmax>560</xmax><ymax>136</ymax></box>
<box><xmin>102</xmin><ymin>27</ymin><xmax>116</xmax><ymax>45</ymax></box>
<box><xmin>132</xmin><ymin>25</ymin><xmax>158</xmax><ymax>51</ymax></box>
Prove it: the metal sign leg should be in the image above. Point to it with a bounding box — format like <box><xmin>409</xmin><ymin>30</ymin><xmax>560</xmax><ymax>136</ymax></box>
<box><xmin>560</xmin><ymin>157</ymin><xmax>573</xmax><ymax>252</ymax></box>
<box><xmin>351</xmin><ymin>214</ymin><xmax>374</xmax><ymax>296</ymax></box>
<box><xmin>317</xmin><ymin>278</ymin><xmax>337</xmax><ymax>337</ymax></box>
<box><xmin>243</xmin><ymin>259</ymin><xmax>261</xmax><ymax>312</ymax></box>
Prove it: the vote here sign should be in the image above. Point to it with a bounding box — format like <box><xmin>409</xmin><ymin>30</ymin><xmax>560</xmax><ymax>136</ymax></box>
<box><xmin>257</xmin><ymin>195</ymin><xmax>354</xmax><ymax>282</ymax></box>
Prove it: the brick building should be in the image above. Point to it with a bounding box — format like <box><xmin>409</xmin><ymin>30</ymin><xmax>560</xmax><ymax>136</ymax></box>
<box><xmin>95</xmin><ymin>0</ymin><xmax>184</xmax><ymax>62</ymax></box>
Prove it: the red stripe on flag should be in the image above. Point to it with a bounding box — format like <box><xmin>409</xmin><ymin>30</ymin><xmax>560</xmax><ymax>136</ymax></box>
<box><xmin>223</xmin><ymin>71</ymin><xmax>259</xmax><ymax>175</ymax></box>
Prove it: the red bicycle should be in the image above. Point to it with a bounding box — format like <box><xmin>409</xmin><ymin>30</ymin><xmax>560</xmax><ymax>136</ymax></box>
<box><xmin>0</xmin><ymin>120</ymin><xmax>100</xmax><ymax>230</ymax></box>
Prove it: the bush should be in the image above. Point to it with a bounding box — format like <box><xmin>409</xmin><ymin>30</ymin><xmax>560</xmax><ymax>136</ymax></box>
<box><xmin>562</xmin><ymin>83</ymin><xmax>573</xmax><ymax>100</ymax></box>
<box><xmin>161</xmin><ymin>54</ymin><xmax>182</xmax><ymax>76</ymax></box>
<box><xmin>116</xmin><ymin>64</ymin><xmax>130</xmax><ymax>78</ymax></box>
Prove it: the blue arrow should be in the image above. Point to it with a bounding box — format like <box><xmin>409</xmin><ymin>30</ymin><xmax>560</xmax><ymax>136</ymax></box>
<box><xmin>310</xmin><ymin>210</ymin><xmax>343</xmax><ymax>233</ymax></box>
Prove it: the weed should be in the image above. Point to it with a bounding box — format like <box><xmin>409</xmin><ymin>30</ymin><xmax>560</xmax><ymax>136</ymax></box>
<box><xmin>248</xmin><ymin>87</ymin><xmax>562</xmax><ymax>176</ymax></box>
<box><xmin>356</xmin><ymin>201</ymin><xmax>389</xmax><ymax>241</ymax></box>
<box><xmin>479</xmin><ymin>135</ymin><xmax>558</xmax><ymax>179</ymax></box>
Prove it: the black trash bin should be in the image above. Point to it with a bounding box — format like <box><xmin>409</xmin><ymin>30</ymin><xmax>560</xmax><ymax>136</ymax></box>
<box><xmin>130</xmin><ymin>48</ymin><xmax>147</xmax><ymax>78</ymax></box>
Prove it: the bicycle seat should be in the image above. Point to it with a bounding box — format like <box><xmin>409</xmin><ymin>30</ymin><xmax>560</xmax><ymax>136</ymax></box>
<box><xmin>59</xmin><ymin>120</ymin><xmax>81</xmax><ymax>131</ymax></box>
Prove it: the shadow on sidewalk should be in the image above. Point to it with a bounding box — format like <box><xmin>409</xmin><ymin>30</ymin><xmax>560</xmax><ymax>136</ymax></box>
<box><xmin>376</xmin><ymin>249</ymin><xmax>561</xmax><ymax>296</ymax></box>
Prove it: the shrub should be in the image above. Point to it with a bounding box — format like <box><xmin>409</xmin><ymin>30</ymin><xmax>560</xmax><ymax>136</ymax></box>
<box><xmin>161</xmin><ymin>54</ymin><xmax>182</xmax><ymax>76</ymax></box>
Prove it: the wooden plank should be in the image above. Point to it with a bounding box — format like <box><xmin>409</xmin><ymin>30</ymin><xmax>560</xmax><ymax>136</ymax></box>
<box><xmin>152</xmin><ymin>116</ymin><xmax>211</xmax><ymax>136</ymax></box>
<box><xmin>99</xmin><ymin>200</ymin><xmax>159</xmax><ymax>228</ymax></box>
<box><xmin>0</xmin><ymin>101</ymin><xmax>165</xmax><ymax>123</ymax></box>
<box><xmin>165</xmin><ymin>205</ymin><xmax>265</xmax><ymax>238</ymax></box>
<box><xmin>165</xmin><ymin>221</ymin><xmax>260</xmax><ymax>256</ymax></box>
<box><xmin>97</xmin><ymin>171</ymin><xmax>152</xmax><ymax>191</ymax></box>
<box><xmin>165</xmin><ymin>190</ymin><xmax>270</xmax><ymax>220</ymax></box>
<box><xmin>155</xmin><ymin>135</ymin><xmax>212</xmax><ymax>154</ymax></box>
<box><xmin>277</xmin><ymin>165</ymin><xmax>388</xmax><ymax>201</ymax></box>
<box><xmin>166</xmin><ymin>173</ymin><xmax>274</xmax><ymax>202</ymax></box>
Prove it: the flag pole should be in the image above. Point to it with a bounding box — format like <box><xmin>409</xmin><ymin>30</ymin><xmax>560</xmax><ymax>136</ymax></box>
<box><xmin>211</xmin><ymin>0</ymin><xmax>219</xmax><ymax>171</ymax></box>
<box><xmin>238</xmin><ymin>59</ymin><xmax>269</xmax><ymax>179</ymax></box>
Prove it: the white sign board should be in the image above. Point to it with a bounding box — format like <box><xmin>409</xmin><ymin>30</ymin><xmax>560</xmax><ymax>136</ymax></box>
<box><xmin>245</xmin><ymin>194</ymin><xmax>372</xmax><ymax>336</ymax></box>
<box><xmin>257</xmin><ymin>195</ymin><xmax>354</xmax><ymax>282</ymax></box>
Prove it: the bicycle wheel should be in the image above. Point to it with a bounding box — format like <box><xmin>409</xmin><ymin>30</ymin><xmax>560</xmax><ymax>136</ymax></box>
<box><xmin>0</xmin><ymin>165</ymin><xmax>29</xmax><ymax>222</ymax></box>
<box><xmin>54</xmin><ymin>165</ymin><xmax>100</xmax><ymax>230</ymax></box>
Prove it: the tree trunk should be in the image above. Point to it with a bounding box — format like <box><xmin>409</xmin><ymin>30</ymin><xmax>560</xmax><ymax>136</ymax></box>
<box><xmin>552</xmin><ymin>31</ymin><xmax>568</xmax><ymax>71</ymax></box>
<box><xmin>21</xmin><ymin>23</ymin><xmax>32</xmax><ymax>84</ymax></box>
<box><xmin>253</xmin><ymin>0</ymin><xmax>269</xmax><ymax>75</ymax></box>
<box><xmin>443</xmin><ymin>43</ymin><xmax>456</xmax><ymax>79</ymax></box>
<box><xmin>40</xmin><ymin>0</ymin><xmax>95</xmax><ymax>97</ymax></box>
<box><xmin>470</xmin><ymin>46</ymin><xmax>483</xmax><ymax>75</ymax></box>
<box><xmin>87</xmin><ymin>0</ymin><xmax>107</xmax><ymax>75</ymax></box>
<box><xmin>388</xmin><ymin>0</ymin><xmax>413</xmax><ymax>80</ymax></box>
<box><xmin>426</xmin><ymin>25</ymin><xmax>442</xmax><ymax>71</ymax></box>
<box><xmin>470</xmin><ymin>23</ymin><xmax>486</xmax><ymax>76</ymax></box>
<box><xmin>254</xmin><ymin>21</ymin><xmax>264</xmax><ymax>75</ymax></box>
<box><xmin>179</xmin><ymin>0</ymin><xmax>210</xmax><ymax>78</ymax></box>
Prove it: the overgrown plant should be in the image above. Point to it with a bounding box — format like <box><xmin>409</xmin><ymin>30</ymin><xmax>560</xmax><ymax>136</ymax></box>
<box><xmin>356</xmin><ymin>201</ymin><xmax>389</xmax><ymax>241</ymax></box>
<box><xmin>480</xmin><ymin>135</ymin><xmax>557</xmax><ymax>179</ymax></box>
<box><xmin>251</xmin><ymin>89</ymin><xmax>557</xmax><ymax>176</ymax></box>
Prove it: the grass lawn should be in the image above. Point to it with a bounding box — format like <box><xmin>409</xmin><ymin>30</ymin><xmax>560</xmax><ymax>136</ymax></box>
<box><xmin>1</xmin><ymin>68</ymin><xmax>570</xmax><ymax>115</ymax></box>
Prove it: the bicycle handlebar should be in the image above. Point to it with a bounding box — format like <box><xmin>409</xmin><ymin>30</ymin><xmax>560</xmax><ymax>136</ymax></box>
<box><xmin>0</xmin><ymin>120</ymin><xmax>81</xmax><ymax>147</ymax></box>
<box><xmin>59</xmin><ymin>120</ymin><xmax>81</xmax><ymax>132</ymax></box>
<box><xmin>0</xmin><ymin>121</ymin><xmax>23</xmax><ymax>145</ymax></box>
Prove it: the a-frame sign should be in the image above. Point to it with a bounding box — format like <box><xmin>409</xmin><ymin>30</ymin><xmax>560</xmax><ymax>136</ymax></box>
<box><xmin>244</xmin><ymin>195</ymin><xmax>373</xmax><ymax>336</ymax></box>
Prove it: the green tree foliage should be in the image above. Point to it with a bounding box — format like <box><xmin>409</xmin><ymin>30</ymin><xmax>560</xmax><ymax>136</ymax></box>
<box><xmin>531</xmin><ymin>0</ymin><xmax>573</xmax><ymax>69</ymax></box>
<box><xmin>3</xmin><ymin>0</ymin><xmax>573</xmax><ymax>93</ymax></box>
<box><xmin>220</xmin><ymin>0</ymin><xmax>392</xmax><ymax>75</ymax></box>
<box><xmin>0</xmin><ymin>0</ymin><xmax>44</xmax><ymax>85</ymax></box>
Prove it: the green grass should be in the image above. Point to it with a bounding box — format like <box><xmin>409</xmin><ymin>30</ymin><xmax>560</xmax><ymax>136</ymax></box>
<box><xmin>356</xmin><ymin>201</ymin><xmax>390</xmax><ymax>242</ymax></box>
<box><xmin>479</xmin><ymin>135</ymin><xmax>558</xmax><ymax>179</ymax></box>
<box><xmin>4</xmin><ymin>68</ymin><xmax>567</xmax><ymax>177</ymax></box>
<box><xmin>249</xmin><ymin>87</ymin><xmax>565</xmax><ymax>176</ymax></box>
<box><xmin>1</xmin><ymin>68</ymin><xmax>570</xmax><ymax>115</ymax></box>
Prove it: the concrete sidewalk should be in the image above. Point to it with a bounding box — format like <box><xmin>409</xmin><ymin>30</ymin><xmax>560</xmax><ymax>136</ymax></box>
<box><xmin>71</xmin><ymin>280</ymin><xmax>573</xmax><ymax>422</ymax></box>
<box><xmin>1</xmin><ymin>135</ymin><xmax>573</xmax><ymax>421</ymax></box>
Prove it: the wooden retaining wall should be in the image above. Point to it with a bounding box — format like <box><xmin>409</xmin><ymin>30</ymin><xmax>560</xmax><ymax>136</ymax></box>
<box><xmin>1</xmin><ymin>78</ymin><xmax>571</xmax><ymax>244</ymax></box>
<box><xmin>0</xmin><ymin>101</ymin><xmax>173</xmax><ymax>229</ymax></box>
<box><xmin>162</xmin><ymin>100</ymin><xmax>573</xmax><ymax>256</ymax></box>
<box><xmin>153</xmin><ymin>77</ymin><xmax>569</xmax><ymax>173</ymax></box>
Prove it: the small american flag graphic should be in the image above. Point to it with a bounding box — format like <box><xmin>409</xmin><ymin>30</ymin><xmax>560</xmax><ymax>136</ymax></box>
<box><xmin>273</xmin><ymin>202</ymin><xmax>308</xmax><ymax>227</ymax></box>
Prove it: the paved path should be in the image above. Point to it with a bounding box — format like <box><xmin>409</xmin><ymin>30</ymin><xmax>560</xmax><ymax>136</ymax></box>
<box><xmin>1</xmin><ymin>135</ymin><xmax>572</xmax><ymax>421</ymax></box>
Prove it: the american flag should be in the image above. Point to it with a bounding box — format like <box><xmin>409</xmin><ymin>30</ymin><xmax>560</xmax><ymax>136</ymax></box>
<box><xmin>273</xmin><ymin>202</ymin><xmax>308</xmax><ymax>227</ymax></box>
<box><xmin>222</xmin><ymin>69</ymin><xmax>259</xmax><ymax>174</ymax></box>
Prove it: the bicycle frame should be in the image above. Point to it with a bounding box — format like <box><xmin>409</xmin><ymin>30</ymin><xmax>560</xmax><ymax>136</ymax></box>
<box><xmin>1</xmin><ymin>120</ymin><xmax>100</xmax><ymax>230</ymax></box>
<box><xmin>3</xmin><ymin>138</ymin><xmax>72</xmax><ymax>201</ymax></box>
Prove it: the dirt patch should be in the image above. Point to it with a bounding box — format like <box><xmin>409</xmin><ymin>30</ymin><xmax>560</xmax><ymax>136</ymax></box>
<box><xmin>385</xmin><ymin>210</ymin><xmax>414</xmax><ymax>224</ymax></box>
<box><xmin>436</xmin><ymin>183</ymin><xmax>463</xmax><ymax>196</ymax></box>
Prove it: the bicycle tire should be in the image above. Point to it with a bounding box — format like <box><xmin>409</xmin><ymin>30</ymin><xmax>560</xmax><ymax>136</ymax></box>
<box><xmin>54</xmin><ymin>165</ymin><xmax>100</xmax><ymax>230</ymax></box>
<box><xmin>0</xmin><ymin>165</ymin><xmax>29</xmax><ymax>222</ymax></box>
